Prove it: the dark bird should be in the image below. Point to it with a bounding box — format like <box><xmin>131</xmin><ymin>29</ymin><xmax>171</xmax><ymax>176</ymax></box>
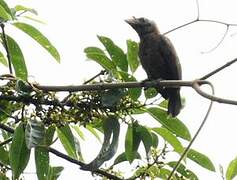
<box><xmin>125</xmin><ymin>17</ymin><xmax>182</xmax><ymax>117</ymax></box>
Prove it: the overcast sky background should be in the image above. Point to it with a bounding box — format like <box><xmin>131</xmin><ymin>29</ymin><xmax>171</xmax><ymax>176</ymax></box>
<box><xmin>2</xmin><ymin>0</ymin><xmax>237</xmax><ymax>179</ymax></box>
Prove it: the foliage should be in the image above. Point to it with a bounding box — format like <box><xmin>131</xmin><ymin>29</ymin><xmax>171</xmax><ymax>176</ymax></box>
<box><xmin>0</xmin><ymin>0</ymin><xmax>234</xmax><ymax>180</ymax></box>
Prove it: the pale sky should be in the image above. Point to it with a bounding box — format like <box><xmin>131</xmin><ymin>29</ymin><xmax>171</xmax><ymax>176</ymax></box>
<box><xmin>3</xmin><ymin>0</ymin><xmax>237</xmax><ymax>179</ymax></box>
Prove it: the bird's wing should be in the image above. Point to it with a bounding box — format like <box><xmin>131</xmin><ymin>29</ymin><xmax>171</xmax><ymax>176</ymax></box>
<box><xmin>158</xmin><ymin>35</ymin><xmax>182</xmax><ymax>80</ymax></box>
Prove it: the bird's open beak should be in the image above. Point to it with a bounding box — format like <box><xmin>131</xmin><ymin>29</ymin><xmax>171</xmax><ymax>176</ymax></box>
<box><xmin>125</xmin><ymin>17</ymin><xmax>138</xmax><ymax>26</ymax></box>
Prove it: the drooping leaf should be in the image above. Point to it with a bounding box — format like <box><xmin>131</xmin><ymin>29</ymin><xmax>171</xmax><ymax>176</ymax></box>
<box><xmin>0</xmin><ymin>51</ymin><xmax>7</xmax><ymax>66</ymax></box>
<box><xmin>151</xmin><ymin>132</ymin><xmax>159</xmax><ymax>148</ymax></box>
<box><xmin>0</xmin><ymin>0</ymin><xmax>13</xmax><ymax>20</ymax></box>
<box><xmin>168</xmin><ymin>161</ymin><xmax>198</xmax><ymax>179</ymax></box>
<box><xmin>98</xmin><ymin>35</ymin><xmax>128</xmax><ymax>72</ymax></box>
<box><xmin>72</xmin><ymin>125</ymin><xmax>85</xmax><ymax>140</ymax></box>
<box><xmin>25</xmin><ymin>119</ymin><xmax>45</xmax><ymax>149</ymax></box>
<box><xmin>84</xmin><ymin>46</ymin><xmax>105</xmax><ymax>55</ymax></box>
<box><xmin>125</xmin><ymin>122</ymin><xmax>141</xmax><ymax>163</ymax></box>
<box><xmin>2</xmin><ymin>34</ymin><xmax>28</xmax><ymax>80</ymax></box>
<box><xmin>35</xmin><ymin>147</ymin><xmax>49</xmax><ymax>180</ymax></box>
<box><xmin>85</xmin><ymin>52</ymin><xmax>116</xmax><ymax>71</ymax></box>
<box><xmin>86</xmin><ymin>125</ymin><xmax>101</xmax><ymax>143</ymax></box>
<box><xmin>152</xmin><ymin>127</ymin><xmax>184</xmax><ymax>154</ymax></box>
<box><xmin>9</xmin><ymin>123</ymin><xmax>31</xmax><ymax>179</ymax></box>
<box><xmin>0</xmin><ymin>146</ymin><xmax>9</xmax><ymax>165</ymax></box>
<box><xmin>13</xmin><ymin>22</ymin><xmax>60</xmax><ymax>62</ymax></box>
<box><xmin>14</xmin><ymin>5</ymin><xmax>37</xmax><ymax>15</ymax></box>
<box><xmin>81</xmin><ymin>116</ymin><xmax>120</xmax><ymax>171</ymax></box>
<box><xmin>113</xmin><ymin>152</ymin><xmax>141</xmax><ymax>166</ymax></box>
<box><xmin>187</xmin><ymin>149</ymin><xmax>215</xmax><ymax>172</ymax></box>
<box><xmin>226</xmin><ymin>156</ymin><xmax>237</xmax><ymax>180</ymax></box>
<box><xmin>21</xmin><ymin>15</ymin><xmax>46</xmax><ymax>24</ymax></box>
<box><xmin>56</xmin><ymin>125</ymin><xmax>77</xmax><ymax>159</ymax></box>
<box><xmin>44</xmin><ymin>126</ymin><xmax>55</xmax><ymax>146</ymax></box>
<box><xmin>47</xmin><ymin>166</ymin><xmax>64</xmax><ymax>180</ymax></box>
<box><xmin>147</xmin><ymin>107</ymin><xmax>191</xmax><ymax>141</ymax></box>
<box><xmin>126</xmin><ymin>39</ymin><xmax>139</xmax><ymax>73</ymax></box>
<box><xmin>136</xmin><ymin>125</ymin><xmax>153</xmax><ymax>155</ymax></box>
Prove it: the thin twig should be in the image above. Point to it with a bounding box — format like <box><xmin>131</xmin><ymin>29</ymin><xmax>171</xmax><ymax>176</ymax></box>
<box><xmin>0</xmin><ymin>137</ymin><xmax>13</xmax><ymax>147</ymax></box>
<box><xmin>0</xmin><ymin>23</ymin><xmax>13</xmax><ymax>74</ymax></box>
<box><xmin>167</xmin><ymin>82</ymin><xmax>214</xmax><ymax>179</ymax></box>
<box><xmin>200</xmin><ymin>58</ymin><xmax>237</xmax><ymax>80</ymax></box>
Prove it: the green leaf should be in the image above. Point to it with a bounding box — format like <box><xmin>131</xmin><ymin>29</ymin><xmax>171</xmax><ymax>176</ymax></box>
<box><xmin>86</xmin><ymin>125</ymin><xmax>101</xmax><ymax>143</ymax></box>
<box><xmin>25</xmin><ymin>119</ymin><xmax>45</xmax><ymax>149</ymax></box>
<box><xmin>35</xmin><ymin>147</ymin><xmax>49</xmax><ymax>180</ymax></box>
<box><xmin>151</xmin><ymin>132</ymin><xmax>159</xmax><ymax>148</ymax></box>
<box><xmin>0</xmin><ymin>0</ymin><xmax>13</xmax><ymax>20</ymax></box>
<box><xmin>12</xmin><ymin>22</ymin><xmax>60</xmax><ymax>62</ymax></box>
<box><xmin>0</xmin><ymin>100</ymin><xmax>21</xmax><ymax>122</ymax></box>
<box><xmin>81</xmin><ymin>116</ymin><xmax>120</xmax><ymax>171</ymax></box>
<box><xmin>101</xmin><ymin>89</ymin><xmax>125</xmax><ymax>108</ymax></box>
<box><xmin>85</xmin><ymin>52</ymin><xmax>116</xmax><ymax>71</ymax></box>
<box><xmin>187</xmin><ymin>149</ymin><xmax>215</xmax><ymax>172</ymax></box>
<box><xmin>168</xmin><ymin>161</ymin><xmax>198</xmax><ymax>179</ymax></box>
<box><xmin>56</xmin><ymin>125</ymin><xmax>77</xmax><ymax>159</ymax></box>
<box><xmin>45</xmin><ymin>126</ymin><xmax>55</xmax><ymax>146</ymax></box>
<box><xmin>159</xmin><ymin>100</ymin><xmax>168</xmax><ymax>109</ymax></box>
<box><xmin>136</xmin><ymin>125</ymin><xmax>152</xmax><ymax>155</ymax></box>
<box><xmin>152</xmin><ymin>127</ymin><xmax>184</xmax><ymax>154</ymax></box>
<box><xmin>3</xmin><ymin>35</ymin><xmax>28</xmax><ymax>80</ymax></box>
<box><xmin>125</xmin><ymin>122</ymin><xmax>141</xmax><ymax>163</ymax></box>
<box><xmin>113</xmin><ymin>152</ymin><xmax>141</xmax><ymax>166</ymax></box>
<box><xmin>84</xmin><ymin>47</ymin><xmax>105</xmax><ymax>55</ymax></box>
<box><xmin>146</xmin><ymin>107</ymin><xmax>191</xmax><ymax>141</ymax></box>
<box><xmin>14</xmin><ymin>5</ymin><xmax>37</xmax><ymax>15</ymax></box>
<box><xmin>0</xmin><ymin>51</ymin><xmax>7</xmax><ymax>66</ymax></box>
<box><xmin>72</xmin><ymin>126</ymin><xmax>85</xmax><ymax>140</ymax></box>
<box><xmin>144</xmin><ymin>88</ymin><xmax>158</xmax><ymax>99</ymax></box>
<box><xmin>226</xmin><ymin>156</ymin><xmax>237</xmax><ymax>180</ymax></box>
<box><xmin>118</xmin><ymin>71</ymin><xmax>141</xmax><ymax>100</ymax></box>
<box><xmin>126</xmin><ymin>39</ymin><xmax>139</xmax><ymax>73</ymax></box>
<box><xmin>0</xmin><ymin>146</ymin><xmax>9</xmax><ymax>165</ymax></box>
<box><xmin>9</xmin><ymin>123</ymin><xmax>31</xmax><ymax>179</ymax></box>
<box><xmin>47</xmin><ymin>166</ymin><xmax>64</xmax><ymax>180</ymax></box>
<box><xmin>21</xmin><ymin>15</ymin><xmax>46</xmax><ymax>24</ymax></box>
<box><xmin>98</xmin><ymin>35</ymin><xmax>128</xmax><ymax>72</ymax></box>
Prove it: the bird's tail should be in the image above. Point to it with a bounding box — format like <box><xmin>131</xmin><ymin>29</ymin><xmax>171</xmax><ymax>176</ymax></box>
<box><xmin>168</xmin><ymin>89</ymin><xmax>182</xmax><ymax>117</ymax></box>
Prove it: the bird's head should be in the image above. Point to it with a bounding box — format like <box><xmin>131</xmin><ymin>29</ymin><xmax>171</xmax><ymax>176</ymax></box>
<box><xmin>125</xmin><ymin>17</ymin><xmax>159</xmax><ymax>37</ymax></box>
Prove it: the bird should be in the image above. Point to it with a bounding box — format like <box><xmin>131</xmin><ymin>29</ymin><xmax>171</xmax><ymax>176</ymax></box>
<box><xmin>125</xmin><ymin>17</ymin><xmax>182</xmax><ymax>117</ymax></box>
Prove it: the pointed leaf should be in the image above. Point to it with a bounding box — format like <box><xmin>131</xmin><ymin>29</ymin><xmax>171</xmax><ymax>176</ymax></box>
<box><xmin>13</xmin><ymin>22</ymin><xmax>60</xmax><ymax>62</ymax></box>
<box><xmin>3</xmin><ymin>35</ymin><xmax>28</xmax><ymax>80</ymax></box>
<box><xmin>125</xmin><ymin>123</ymin><xmax>141</xmax><ymax>163</ymax></box>
<box><xmin>84</xmin><ymin>47</ymin><xmax>105</xmax><ymax>55</ymax></box>
<box><xmin>136</xmin><ymin>125</ymin><xmax>153</xmax><ymax>155</ymax></box>
<box><xmin>72</xmin><ymin>126</ymin><xmax>85</xmax><ymax>140</ymax></box>
<box><xmin>152</xmin><ymin>127</ymin><xmax>184</xmax><ymax>154</ymax></box>
<box><xmin>25</xmin><ymin>119</ymin><xmax>45</xmax><ymax>149</ymax></box>
<box><xmin>0</xmin><ymin>0</ymin><xmax>12</xmax><ymax>20</ymax></box>
<box><xmin>147</xmin><ymin>107</ymin><xmax>191</xmax><ymax>140</ymax></box>
<box><xmin>226</xmin><ymin>156</ymin><xmax>237</xmax><ymax>180</ymax></box>
<box><xmin>85</xmin><ymin>52</ymin><xmax>116</xmax><ymax>71</ymax></box>
<box><xmin>9</xmin><ymin>123</ymin><xmax>31</xmax><ymax>179</ymax></box>
<box><xmin>113</xmin><ymin>152</ymin><xmax>141</xmax><ymax>166</ymax></box>
<box><xmin>126</xmin><ymin>39</ymin><xmax>139</xmax><ymax>73</ymax></box>
<box><xmin>187</xmin><ymin>149</ymin><xmax>215</xmax><ymax>172</ymax></box>
<box><xmin>14</xmin><ymin>5</ymin><xmax>37</xmax><ymax>15</ymax></box>
<box><xmin>57</xmin><ymin>125</ymin><xmax>77</xmax><ymax>159</ymax></box>
<box><xmin>86</xmin><ymin>125</ymin><xmax>101</xmax><ymax>143</ymax></box>
<box><xmin>81</xmin><ymin>116</ymin><xmax>120</xmax><ymax>171</ymax></box>
<box><xmin>0</xmin><ymin>51</ymin><xmax>7</xmax><ymax>66</ymax></box>
<box><xmin>168</xmin><ymin>161</ymin><xmax>198</xmax><ymax>179</ymax></box>
<box><xmin>35</xmin><ymin>147</ymin><xmax>49</xmax><ymax>180</ymax></box>
<box><xmin>98</xmin><ymin>35</ymin><xmax>128</xmax><ymax>72</ymax></box>
<box><xmin>47</xmin><ymin>166</ymin><xmax>64</xmax><ymax>180</ymax></box>
<box><xmin>151</xmin><ymin>132</ymin><xmax>159</xmax><ymax>148</ymax></box>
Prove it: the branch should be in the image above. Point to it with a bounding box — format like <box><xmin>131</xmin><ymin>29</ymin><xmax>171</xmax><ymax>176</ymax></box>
<box><xmin>0</xmin><ymin>23</ymin><xmax>13</xmax><ymax>74</ymax></box>
<box><xmin>0</xmin><ymin>123</ymin><xmax>122</xmax><ymax>180</ymax></box>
